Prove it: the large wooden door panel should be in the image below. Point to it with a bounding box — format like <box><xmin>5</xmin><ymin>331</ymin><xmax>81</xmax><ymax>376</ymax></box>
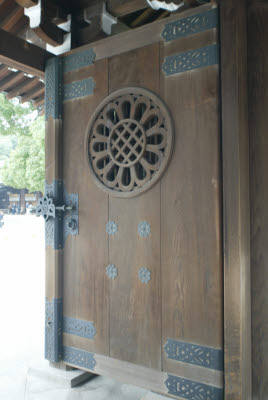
<box><xmin>44</xmin><ymin>4</ymin><xmax>226</xmax><ymax>399</ymax></box>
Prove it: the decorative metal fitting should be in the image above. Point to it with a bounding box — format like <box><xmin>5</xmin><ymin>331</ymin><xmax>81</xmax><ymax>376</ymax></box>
<box><xmin>138</xmin><ymin>221</ymin><xmax>151</xmax><ymax>237</ymax></box>
<box><xmin>138</xmin><ymin>267</ymin><xmax>151</xmax><ymax>284</ymax></box>
<box><xmin>67</xmin><ymin>219</ymin><xmax>77</xmax><ymax>231</ymax></box>
<box><xmin>106</xmin><ymin>264</ymin><xmax>118</xmax><ymax>280</ymax></box>
<box><xmin>106</xmin><ymin>221</ymin><xmax>118</xmax><ymax>235</ymax></box>
<box><xmin>36</xmin><ymin>195</ymin><xmax>71</xmax><ymax>221</ymax></box>
<box><xmin>63</xmin><ymin>346</ymin><xmax>96</xmax><ymax>371</ymax></box>
<box><xmin>42</xmin><ymin>180</ymin><xmax>79</xmax><ymax>249</ymax></box>
<box><xmin>63</xmin><ymin>317</ymin><xmax>96</xmax><ymax>339</ymax></box>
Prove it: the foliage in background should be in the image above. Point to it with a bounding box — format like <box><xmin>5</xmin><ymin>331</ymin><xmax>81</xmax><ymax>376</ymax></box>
<box><xmin>0</xmin><ymin>93</ymin><xmax>34</xmax><ymax>136</ymax></box>
<box><xmin>0</xmin><ymin>136</ymin><xmax>17</xmax><ymax>162</ymax></box>
<box><xmin>0</xmin><ymin>94</ymin><xmax>45</xmax><ymax>193</ymax></box>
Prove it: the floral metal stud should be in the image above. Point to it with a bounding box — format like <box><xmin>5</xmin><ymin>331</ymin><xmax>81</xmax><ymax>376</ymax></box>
<box><xmin>138</xmin><ymin>267</ymin><xmax>151</xmax><ymax>284</ymax></box>
<box><xmin>138</xmin><ymin>221</ymin><xmax>151</xmax><ymax>237</ymax></box>
<box><xmin>106</xmin><ymin>264</ymin><xmax>118</xmax><ymax>280</ymax></box>
<box><xmin>106</xmin><ymin>221</ymin><xmax>118</xmax><ymax>235</ymax></box>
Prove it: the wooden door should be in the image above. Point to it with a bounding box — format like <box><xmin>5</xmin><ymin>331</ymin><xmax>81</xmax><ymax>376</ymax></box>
<box><xmin>45</xmin><ymin>4</ymin><xmax>223</xmax><ymax>399</ymax></box>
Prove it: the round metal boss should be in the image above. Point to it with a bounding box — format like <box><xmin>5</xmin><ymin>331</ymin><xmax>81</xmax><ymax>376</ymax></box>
<box><xmin>85</xmin><ymin>87</ymin><xmax>174</xmax><ymax>198</ymax></box>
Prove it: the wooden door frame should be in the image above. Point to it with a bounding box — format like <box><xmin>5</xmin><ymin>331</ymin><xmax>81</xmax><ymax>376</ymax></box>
<box><xmin>44</xmin><ymin>1</ymin><xmax>253</xmax><ymax>398</ymax></box>
<box><xmin>220</xmin><ymin>0</ymin><xmax>252</xmax><ymax>398</ymax></box>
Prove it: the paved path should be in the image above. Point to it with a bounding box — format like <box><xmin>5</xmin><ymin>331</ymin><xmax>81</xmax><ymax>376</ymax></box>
<box><xmin>0</xmin><ymin>215</ymin><xmax>169</xmax><ymax>400</ymax></box>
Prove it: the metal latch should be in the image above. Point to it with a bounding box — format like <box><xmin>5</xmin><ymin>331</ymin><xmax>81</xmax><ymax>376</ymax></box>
<box><xmin>37</xmin><ymin>180</ymin><xmax>79</xmax><ymax>249</ymax></box>
<box><xmin>36</xmin><ymin>195</ymin><xmax>73</xmax><ymax>222</ymax></box>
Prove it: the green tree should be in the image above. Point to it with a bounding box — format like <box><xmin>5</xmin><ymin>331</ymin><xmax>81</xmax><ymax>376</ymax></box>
<box><xmin>0</xmin><ymin>93</ymin><xmax>34</xmax><ymax>136</ymax></box>
<box><xmin>1</xmin><ymin>116</ymin><xmax>45</xmax><ymax>193</ymax></box>
<box><xmin>0</xmin><ymin>136</ymin><xmax>17</xmax><ymax>161</ymax></box>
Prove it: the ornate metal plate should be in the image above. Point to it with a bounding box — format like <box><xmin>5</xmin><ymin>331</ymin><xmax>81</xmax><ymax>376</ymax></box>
<box><xmin>64</xmin><ymin>78</ymin><xmax>96</xmax><ymax>101</ymax></box>
<box><xmin>63</xmin><ymin>48</ymin><xmax>96</xmax><ymax>73</ymax></box>
<box><xmin>45</xmin><ymin>57</ymin><xmax>63</xmax><ymax>120</ymax></box>
<box><xmin>45</xmin><ymin>180</ymin><xmax>63</xmax><ymax>249</ymax></box>
<box><xmin>44</xmin><ymin>180</ymin><xmax>78</xmax><ymax>249</ymax></box>
<box><xmin>63</xmin><ymin>186</ymin><xmax>79</xmax><ymax>243</ymax></box>
<box><xmin>45</xmin><ymin>297</ymin><xmax>63</xmax><ymax>362</ymax></box>
<box><xmin>63</xmin><ymin>346</ymin><xmax>96</xmax><ymax>370</ymax></box>
<box><xmin>165</xmin><ymin>375</ymin><xmax>223</xmax><ymax>400</ymax></box>
<box><xmin>86</xmin><ymin>87</ymin><xmax>174</xmax><ymax>198</ymax></box>
<box><xmin>164</xmin><ymin>339</ymin><xmax>223</xmax><ymax>371</ymax></box>
<box><xmin>162</xmin><ymin>44</ymin><xmax>219</xmax><ymax>76</ymax></box>
<box><xmin>162</xmin><ymin>8</ymin><xmax>218</xmax><ymax>42</ymax></box>
<box><xmin>63</xmin><ymin>317</ymin><xmax>96</xmax><ymax>339</ymax></box>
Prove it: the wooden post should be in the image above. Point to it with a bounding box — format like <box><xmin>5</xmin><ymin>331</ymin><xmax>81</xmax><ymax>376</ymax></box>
<box><xmin>45</xmin><ymin>56</ymin><xmax>64</xmax><ymax>364</ymax></box>
<box><xmin>248</xmin><ymin>1</ymin><xmax>268</xmax><ymax>398</ymax></box>
<box><xmin>220</xmin><ymin>0</ymin><xmax>251</xmax><ymax>398</ymax></box>
<box><xmin>20</xmin><ymin>188</ymin><xmax>26</xmax><ymax>213</ymax></box>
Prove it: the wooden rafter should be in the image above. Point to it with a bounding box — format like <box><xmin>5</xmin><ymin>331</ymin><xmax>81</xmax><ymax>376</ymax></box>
<box><xmin>20</xmin><ymin>82</ymin><xmax>44</xmax><ymax>103</ymax></box>
<box><xmin>0</xmin><ymin>29</ymin><xmax>51</xmax><ymax>78</ymax></box>
<box><xmin>6</xmin><ymin>77</ymin><xmax>40</xmax><ymax>99</ymax></box>
<box><xmin>33</xmin><ymin>96</ymin><xmax>44</xmax><ymax>107</ymax></box>
<box><xmin>0</xmin><ymin>64</ymin><xmax>10</xmax><ymax>80</ymax></box>
<box><xmin>0</xmin><ymin>70</ymin><xmax>25</xmax><ymax>91</ymax></box>
<box><xmin>106</xmin><ymin>0</ymin><xmax>148</xmax><ymax>17</ymax></box>
<box><xmin>0</xmin><ymin>4</ymin><xmax>24</xmax><ymax>31</ymax></box>
<box><xmin>14</xmin><ymin>0</ymin><xmax>38</xmax><ymax>8</ymax></box>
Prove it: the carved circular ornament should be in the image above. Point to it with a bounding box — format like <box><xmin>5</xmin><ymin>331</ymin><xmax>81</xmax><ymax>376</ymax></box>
<box><xmin>85</xmin><ymin>87</ymin><xmax>174</xmax><ymax>198</ymax></box>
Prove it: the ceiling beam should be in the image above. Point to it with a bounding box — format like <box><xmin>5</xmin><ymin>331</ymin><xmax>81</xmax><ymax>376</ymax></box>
<box><xmin>0</xmin><ymin>70</ymin><xmax>25</xmax><ymax>91</ymax></box>
<box><xmin>20</xmin><ymin>82</ymin><xmax>44</xmax><ymax>103</ymax></box>
<box><xmin>6</xmin><ymin>76</ymin><xmax>40</xmax><ymax>99</ymax></box>
<box><xmin>106</xmin><ymin>0</ymin><xmax>148</xmax><ymax>17</ymax></box>
<box><xmin>0</xmin><ymin>29</ymin><xmax>52</xmax><ymax>78</ymax></box>
<box><xmin>33</xmin><ymin>95</ymin><xmax>45</xmax><ymax>107</ymax></box>
<box><xmin>81</xmin><ymin>0</ymin><xmax>149</xmax><ymax>18</ymax></box>
<box><xmin>0</xmin><ymin>4</ymin><xmax>24</xmax><ymax>31</ymax></box>
<box><xmin>14</xmin><ymin>0</ymin><xmax>38</xmax><ymax>8</ymax></box>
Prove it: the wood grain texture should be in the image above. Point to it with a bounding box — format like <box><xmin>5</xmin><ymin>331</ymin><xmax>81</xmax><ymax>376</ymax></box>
<box><xmin>108</xmin><ymin>43</ymin><xmax>162</xmax><ymax>370</ymax></box>
<box><xmin>0</xmin><ymin>28</ymin><xmax>51</xmax><ymax>78</ymax></box>
<box><xmin>63</xmin><ymin>59</ymin><xmax>109</xmax><ymax>356</ymax></box>
<box><xmin>248</xmin><ymin>2</ymin><xmax>268</xmax><ymax>399</ymax></box>
<box><xmin>62</xmin><ymin>3</ymin><xmax>213</xmax><ymax>65</ymax></box>
<box><xmin>45</xmin><ymin>247</ymin><xmax>63</xmax><ymax>301</ymax></box>
<box><xmin>45</xmin><ymin>118</ymin><xmax>63</xmax><ymax>183</ymax></box>
<box><xmin>160</xmin><ymin>53</ymin><xmax>223</xmax><ymax>367</ymax></box>
<box><xmin>220</xmin><ymin>0</ymin><xmax>251</xmax><ymax>399</ymax></box>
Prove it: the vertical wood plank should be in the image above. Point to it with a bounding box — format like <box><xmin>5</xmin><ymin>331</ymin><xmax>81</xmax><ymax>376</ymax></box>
<box><xmin>160</xmin><ymin>58</ymin><xmax>223</xmax><ymax>367</ymax></box>
<box><xmin>220</xmin><ymin>0</ymin><xmax>252</xmax><ymax>398</ymax></box>
<box><xmin>248</xmin><ymin>1</ymin><xmax>268</xmax><ymax>398</ymax></box>
<box><xmin>108</xmin><ymin>44</ymin><xmax>162</xmax><ymax>370</ymax></box>
<box><xmin>62</xmin><ymin>59</ymin><xmax>110</xmax><ymax>356</ymax></box>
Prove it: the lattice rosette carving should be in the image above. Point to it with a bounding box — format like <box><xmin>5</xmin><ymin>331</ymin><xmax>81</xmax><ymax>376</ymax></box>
<box><xmin>86</xmin><ymin>88</ymin><xmax>174</xmax><ymax>197</ymax></box>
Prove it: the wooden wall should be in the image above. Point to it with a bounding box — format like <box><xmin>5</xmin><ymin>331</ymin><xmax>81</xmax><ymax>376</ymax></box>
<box><xmin>248</xmin><ymin>1</ymin><xmax>268</xmax><ymax>398</ymax></box>
<box><xmin>220</xmin><ymin>0</ymin><xmax>251</xmax><ymax>398</ymax></box>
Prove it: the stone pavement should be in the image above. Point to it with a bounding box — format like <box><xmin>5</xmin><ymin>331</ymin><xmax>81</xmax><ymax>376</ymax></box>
<box><xmin>0</xmin><ymin>215</ymin><xmax>169</xmax><ymax>400</ymax></box>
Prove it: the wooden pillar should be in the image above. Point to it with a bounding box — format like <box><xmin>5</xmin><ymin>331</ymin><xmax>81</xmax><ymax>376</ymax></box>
<box><xmin>220</xmin><ymin>0</ymin><xmax>251</xmax><ymax>399</ymax></box>
<box><xmin>248</xmin><ymin>1</ymin><xmax>268</xmax><ymax>398</ymax></box>
<box><xmin>44</xmin><ymin>56</ymin><xmax>63</xmax><ymax>364</ymax></box>
<box><xmin>20</xmin><ymin>188</ymin><xmax>26</xmax><ymax>213</ymax></box>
